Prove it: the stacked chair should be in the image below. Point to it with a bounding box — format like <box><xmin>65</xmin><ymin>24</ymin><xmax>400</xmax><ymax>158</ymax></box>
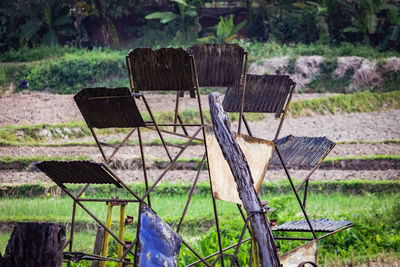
<box><xmin>37</xmin><ymin>44</ymin><xmax>353</xmax><ymax>267</ymax></box>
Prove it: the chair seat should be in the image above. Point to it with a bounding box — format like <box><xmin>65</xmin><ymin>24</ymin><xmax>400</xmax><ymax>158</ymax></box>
<box><xmin>36</xmin><ymin>161</ymin><xmax>122</xmax><ymax>188</ymax></box>
<box><xmin>272</xmin><ymin>219</ymin><xmax>353</xmax><ymax>233</ymax></box>
<box><xmin>74</xmin><ymin>87</ymin><xmax>145</xmax><ymax>129</ymax></box>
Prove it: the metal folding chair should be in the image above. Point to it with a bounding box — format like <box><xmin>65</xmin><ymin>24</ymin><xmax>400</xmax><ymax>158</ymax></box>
<box><xmin>222</xmin><ymin>74</ymin><xmax>353</xmax><ymax>249</ymax></box>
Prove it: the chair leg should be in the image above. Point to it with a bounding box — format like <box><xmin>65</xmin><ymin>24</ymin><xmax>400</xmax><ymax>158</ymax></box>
<box><xmin>101</xmin><ymin>202</ymin><xmax>113</xmax><ymax>267</ymax></box>
<box><xmin>141</xmin><ymin>95</ymin><xmax>173</xmax><ymax>161</ymax></box>
<box><xmin>117</xmin><ymin>205</ymin><xmax>126</xmax><ymax>267</ymax></box>
<box><xmin>303</xmin><ymin>180</ymin><xmax>309</xmax><ymax>209</ymax></box>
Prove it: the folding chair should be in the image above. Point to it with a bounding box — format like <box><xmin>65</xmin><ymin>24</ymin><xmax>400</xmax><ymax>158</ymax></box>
<box><xmin>36</xmin><ymin>160</ymin><xmax>141</xmax><ymax>266</ymax></box>
<box><xmin>222</xmin><ymin>74</ymin><xmax>353</xmax><ymax>249</ymax></box>
<box><xmin>123</xmin><ymin>47</ymin><xmax>221</xmax><ymax>266</ymax></box>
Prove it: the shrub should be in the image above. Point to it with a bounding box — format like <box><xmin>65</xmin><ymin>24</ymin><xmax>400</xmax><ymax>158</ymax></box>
<box><xmin>0</xmin><ymin>45</ymin><xmax>79</xmax><ymax>62</ymax></box>
<box><xmin>24</xmin><ymin>49</ymin><xmax>128</xmax><ymax>93</ymax></box>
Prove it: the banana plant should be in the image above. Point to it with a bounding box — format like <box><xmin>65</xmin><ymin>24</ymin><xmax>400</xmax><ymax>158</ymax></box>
<box><xmin>302</xmin><ymin>0</ymin><xmax>341</xmax><ymax>44</ymax></box>
<box><xmin>342</xmin><ymin>0</ymin><xmax>399</xmax><ymax>45</ymax></box>
<box><xmin>145</xmin><ymin>0</ymin><xmax>199</xmax><ymax>41</ymax></box>
<box><xmin>198</xmin><ymin>15</ymin><xmax>247</xmax><ymax>43</ymax></box>
<box><xmin>19</xmin><ymin>0</ymin><xmax>74</xmax><ymax>46</ymax></box>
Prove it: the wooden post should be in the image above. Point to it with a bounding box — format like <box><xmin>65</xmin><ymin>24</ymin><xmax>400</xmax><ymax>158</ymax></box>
<box><xmin>208</xmin><ymin>92</ymin><xmax>281</xmax><ymax>267</ymax></box>
<box><xmin>92</xmin><ymin>226</ymin><xmax>105</xmax><ymax>267</ymax></box>
<box><xmin>2</xmin><ymin>222</ymin><xmax>65</xmax><ymax>267</ymax></box>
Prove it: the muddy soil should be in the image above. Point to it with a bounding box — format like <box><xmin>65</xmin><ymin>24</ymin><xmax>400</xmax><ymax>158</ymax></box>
<box><xmin>1</xmin><ymin>169</ymin><xmax>398</xmax><ymax>185</ymax></box>
<box><xmin>1</xmin><ymin>143</ymin><xmax>399</xmax><ymax>161</ymax></box>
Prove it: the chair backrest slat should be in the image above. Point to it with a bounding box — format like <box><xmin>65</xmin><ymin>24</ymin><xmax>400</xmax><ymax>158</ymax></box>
<box><xmin>126</xmin><ymin>48</ymin><xmax>195</xmax><ymax>94</ymax></box>
<box><xmin>74</xmin><ymin>87</ymin><xmax>145</xmax><ymax>129</ymax></box>
<box><xmin>269</xmin><ymin>135</ymin><xmax>335</xmax><ymax>168</ymax></box>
<box><xmin>36</xmin><ymin>161</ymin><xmax>122</xmax><ymax>187</ymax></box>
<box><xmin>223</xmin><ymin>74</ymin><xmax>295</xmax><ymax>118</ymax></box>
<box><xmin>187</xmin><ymin>44</ymin><xmax>245</xmax><ymax>88</ymax></box>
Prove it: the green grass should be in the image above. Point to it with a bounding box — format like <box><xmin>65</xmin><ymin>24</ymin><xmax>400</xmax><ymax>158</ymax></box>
<box><xmin>0</xmin><ymin>46</ymin><xmax>82</xmax><ymax>62</ymax></box>
<box><xmin>1</xmin><ymin>180</ymin><xmax>399</xmax><ymax>200</ymax></box>
<box><xmin>2</xmin><ymin>42</ymin><xmax>398</xmax><ymax>64</ymax></box>
<box><xmin>0</xmin><ymin>155</ymin><xmax>90</xmax><ymax>169</ymax></box>
<box><xmin>0</xmin><ymin>191</ymin><xmax>399</xmax><ymax>265</ymax></box>
<box><xmin>324</xmin><ymin>155</ymin><xmax>400</xmax><ymax>163</ymax></box>
<box><xmin>235</xmin><ymin>40</ymin><xmax>400</xmax><ymax>63</ymax></box>
<box><xmin>289</xmin><ymin>90</ymin><xmax>400</xmax><ymax>117</ymax></box>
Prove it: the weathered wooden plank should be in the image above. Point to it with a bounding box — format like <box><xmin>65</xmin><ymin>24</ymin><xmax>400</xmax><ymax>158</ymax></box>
<box><xmin>126</xmin><ymin>48</ymin><xmax>195</xmax><ymax>96</ymax></box>
<box><xmin>205</xmin><ymin>126</ymin><xmax>274</xmax><ymax>204</ymax></box>
<box><xmin>208</xmin><ymin>92</ymin><xmax>280</xmax><ymax>267</ymax></box>
<box><xmin>91</xmin><ymin>226</ymin><xmax>105</xmax><ymax>267</ymax></box>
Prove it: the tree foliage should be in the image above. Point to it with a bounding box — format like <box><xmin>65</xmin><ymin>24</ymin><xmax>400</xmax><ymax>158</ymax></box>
<box><xmin>0</xmin><ymin>0</ymin><xmax>398</xmax><ymax>52</ymax></box>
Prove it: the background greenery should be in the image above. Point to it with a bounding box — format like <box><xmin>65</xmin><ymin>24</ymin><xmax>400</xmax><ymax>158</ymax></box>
<box><xmin>1</xmin><ymin>42</ymin><xmax>399</xmax><ymax>94</ymax></box>
<box><xmin>1</xmin><ymin>0</ymin><xmax>399</xmax><ymax>94</ymax></box>
<box><xmin>1</xmin><ymin>0</ymin><xmax>399</xmax><ymax>51</ymax></box>
<box><xmin>0</xmin><ymin>180</ymin><xmax>399</xmax><ymax>266</ymax></box>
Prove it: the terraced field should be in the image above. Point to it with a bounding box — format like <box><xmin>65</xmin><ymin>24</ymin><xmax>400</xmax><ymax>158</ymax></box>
<box><xmin>0</xmin><ymin>91</ymin><xmax>399</xmax><ymax>266</ymax></box>
<box><xmin>1</xmin><ymin>92</ymin><xmax>399</xmax><ymax>185</ymax></box>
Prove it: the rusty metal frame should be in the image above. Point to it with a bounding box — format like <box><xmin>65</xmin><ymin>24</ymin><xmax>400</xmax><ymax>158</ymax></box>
<box><xmin>74</xmin><ymin>49</ymin><xmax>231</xmax><ymax>266</ymax></box>
<box><xmin>37</xmin><ymin>162</ymin><xmax>141</xmax><ymax>266</ymax></box>
<box><xmin>222</xmin><ymin>72</ymin><xmax>354</xmax><ymax>257</ymax></box>
<box><xmin>41</xmin><ymin>45</ymin><xmax>355</xmax><ymax>266</ymax></box>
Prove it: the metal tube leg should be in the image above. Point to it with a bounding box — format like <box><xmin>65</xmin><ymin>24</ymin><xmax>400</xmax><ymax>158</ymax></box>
<box><xmin>101</xmin><ymin>202</ymin><xmax>114</xmax><ymax>267</ymax></box>
<box><xmin>117</xmin><ymin>205</ymin><xmax>126</xmax><ymax>267</ymax></box>
<box><xmin>303</xmin><ymin>180</ymin><xmax>309</xmax><ymax>209</ymax></box>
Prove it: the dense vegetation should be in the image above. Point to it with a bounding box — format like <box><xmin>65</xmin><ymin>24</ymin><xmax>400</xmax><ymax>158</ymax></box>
<box><xmin>1</xmin><ymin>0</ymin><xmax>399</xmax><ymax>94</ymax></box>
<box><xmin>1</xmin><ymin>43</ymin><xmax>399</xmax><ymax>94</ymax></box>
<box><xmin>1</xmin><ymin>0</ymin><xmax>399</xmax><ymax>52</ymax></box>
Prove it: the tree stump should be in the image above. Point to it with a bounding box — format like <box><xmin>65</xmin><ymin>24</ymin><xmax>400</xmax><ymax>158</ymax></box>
<box><xmin>2</xmin><ymin>222</ymin><xmax>65</xmax><ymax>267</ymax></box>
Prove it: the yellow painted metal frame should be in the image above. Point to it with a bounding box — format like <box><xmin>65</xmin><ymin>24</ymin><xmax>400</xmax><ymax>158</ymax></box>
<box><xmin>101</xmin><ymin>202</ymin><xmax>127</xmax><ymax>267</ymax></box>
